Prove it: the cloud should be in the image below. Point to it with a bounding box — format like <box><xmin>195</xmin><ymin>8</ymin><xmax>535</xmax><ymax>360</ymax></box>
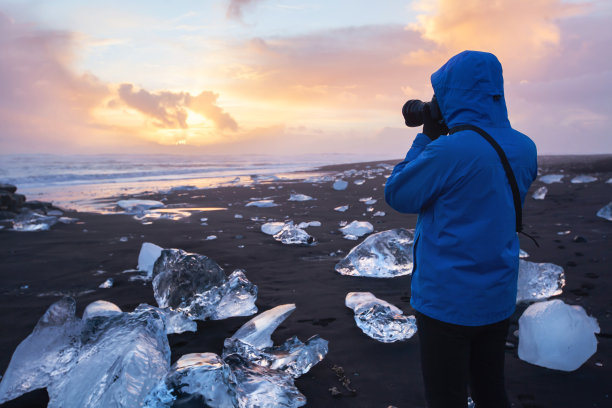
<box><xmin>226</xmin><ymin>0</ymin><xmax>265</xmax><ymax>21</ymax></box>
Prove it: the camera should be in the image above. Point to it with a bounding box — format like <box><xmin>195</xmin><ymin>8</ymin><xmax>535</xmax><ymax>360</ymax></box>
<box><xmin>402</xmin><ymin>96</ymin><xmax>446</xmax><ymax>128</ymax></box>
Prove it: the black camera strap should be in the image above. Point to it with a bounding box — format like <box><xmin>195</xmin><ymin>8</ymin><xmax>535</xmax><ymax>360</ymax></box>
<box><xmin>449</xmin><ymin>124</ymin><xmax>539</xmax><ymax>247</ymax></box>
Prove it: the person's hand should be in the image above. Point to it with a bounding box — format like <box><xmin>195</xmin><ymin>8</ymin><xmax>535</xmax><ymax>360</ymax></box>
<box><xmin>422</xmin><ymin>104</ymin><xmax>449</xmax><ymax>141</ymax></box>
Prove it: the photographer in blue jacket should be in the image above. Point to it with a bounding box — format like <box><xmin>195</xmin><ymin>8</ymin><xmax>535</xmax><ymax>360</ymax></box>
<box><xmin>385</xmin><ymin>50</ymin><xmax>537</xmax><ymax>408</ymax></box>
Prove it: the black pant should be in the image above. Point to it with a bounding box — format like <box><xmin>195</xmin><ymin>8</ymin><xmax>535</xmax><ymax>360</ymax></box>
<box><xmin>415</xmin><ymin>311</ymin><xmax>511</xmax><ymax>408</ymax></box>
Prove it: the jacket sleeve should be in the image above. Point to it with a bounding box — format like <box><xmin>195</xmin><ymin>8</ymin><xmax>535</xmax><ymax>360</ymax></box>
<box><xmin>384</xmin><ymin>133</ymin><xmax>455</xmax><ymax>214</ymax></box>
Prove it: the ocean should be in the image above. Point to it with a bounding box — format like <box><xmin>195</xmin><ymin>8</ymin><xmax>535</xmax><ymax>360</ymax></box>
<box><xmin>0</xmin><ymin>153</ymin><xmax>388</xmax><ymax>212</ymax></box>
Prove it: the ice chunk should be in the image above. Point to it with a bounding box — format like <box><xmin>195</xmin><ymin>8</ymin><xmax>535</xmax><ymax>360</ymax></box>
<box><xmin>345</xmin><ymin>292</ymin><xmax>417</xmax><ymax>343</ymax></box>
<box><xmin>354</xmin><ymin>179</ymin><xmax>366</xmax><ymax>185</ymax></box>
<box><xmin>223</xmin><ymin>335</ymin><xmax>328</xmax><ymax>379</ymax></box>
<box><xmin>373</xmin><ymin>211</ymin><xmax>385</xmax><ymax>217</ymax></box>
<box><xmin>272</xmin><ymin>223</ymin><xmax>314</xmax><ymax>245</ymax></box>
<box><xmin>518</xmin><ymin>299</ymin><xmax>600</xmax><ymax>371</ymax></box>
<box><xmin>138</xmin><ymin>242</ymin><xmax>163</xmax><ymax>278</ymax></box>
<box><xmin>261</xmin><ymin>222</ymin><xmax>285</xmax><ymax>235</ymax></box>
<box><xmin>225</xmin><ymin>354</ymin><xmax>306</xmax><ymax>408</ymax></box>
<box><xmin>152</xmin><ymin>249</ymin><xmax>257</xmax><ymax>320</ymax></box>
<box><xmin>571</xmin><ymin>175</ymin><xmax>597</xmax><ymax>183</ymax></box>
<box><xmin>83</xmin><ymin>300</ymin><xmax>122</xmax><ymax>320</ymax></box>
<box><xmin>339</xmin><ymin>220</ymin><xmax>374</xmax><ymax>238</ymax></box>
<box><xmin>98</xmin><ymin>278</ymin><xmax>114</xmax><ymax>288</ymax></box>
<box><xmin>58</xmin><ymin>216</ymin><xmax>78</xmax><ymax>224</ymax></box>
<box><xmin>519</xmin><ymin>249</ymin><xmax>529</xmax><ymax>259</ymax></box>
<box><xmin>532</xmin><ymin>186</ymin><xmax>547</xmax><ymax>200</ymax></box>
<box><xmin>117</xmin><ymin>199</ymin><xmax>165</xmax><ymax>212</ymax></box>
<box><xmin>235</xmin><ymin>214</ymin><xmax>244</xmax><ymax>219</ymax></box>
<box><xmin>11</xmin><ymin>210</ymin><xmax>58</xmax><ymax>231</ymax></box>
<box><xmin>359</xmin><ymin>197</ymin><xmax>377</xmax><ymax>205</ymax></box>
<box><xmin>596</xmin><ymin>202</ymin><xmax>612</xmax><ymax>221</ymax></box>
<box><xmin>288</xmin><ymin>194</ymin><xmax>313</xmax><ymax>201</ymax></box>
<box><xmin>297</xmin><ymin>221</ymin><xmax>321</xmax><ymax>228</ymax></box>
<box><xmin>246</xmin><ymin>200</ymin><xmax>278</xmax><ymax>207</ymax></box>
<box><xmin>336</xmin><ymin>228</ymin><xmax>413</xmax><ymax>278</ymax></box>
<box><xmin>0</xmin><ymin>297</ymin><xmax>82</xmax><ymax>403</ymax></box>
<box><xmin>516</xmin><ymin>260</ymin><xmax>565</xmax><ymax>303</ymax></box>
<box><xmin>539</xmin><ymin>174</ymin><xmax>564</xmax><ymax>184</ymax></box>
<box><xmin>332</xmin><ymin>180</ymin><xmax>348</xmax><ymax>191</ymax></box>
<box><xmin>606</xmin><ymin>178</ymin><xmax>612</xmax><ymax>184</ymax></box>
<box><xmin>47</xmin><ymin>307</ymin><xmax>171</xmax><ymax>408</ymax></box>
<box><xmin>334</xmin><ymin>205</ymin><xmax>349</xmax><ymax>212</ymax></box>
<box><xmin>134</xmin><ymin>304</ymin><xmax>197</xmax><ymax>334</ymax></box>
<box><xmin>231</xmin><ymin>304</ymin><xmax>296</xmax><ymax>349</ymax></box>
<box><xmin>143</xmin><ymin>353</ymin><xmax>238</xmax><ymax>407</ymax></box>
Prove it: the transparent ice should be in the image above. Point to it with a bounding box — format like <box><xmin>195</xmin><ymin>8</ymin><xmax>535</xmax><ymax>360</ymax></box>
<box><xmin>138</xmin><ymin>242</ymin><xmax>163</xmax><ymax>278</ymax></box>
<box><xmin>117</xmin><ymin>199</ymin><xmax>165</xmax><ymax>212</ymax></box>
<box><xmin>345</xmin><ymin>292</ymin><xmax>417</xmax><ymax>343</ymax></box>
<box><xmin>332</xmin><ymin>180</ymin><xmax>348</xmax><ymax>191</ymax></box>
<box><xmin>229</xmin><ymin>304</ymin><xmax>297</xmax><ymax>349</ymax></box>
<box><xmin>596</xmin><ymin>202</ymin><xmax>612</xmax><ymax>221</ymax></box>
<box><xmin>98</xmin><ymin>278</ymin><xmax>113</xmax><ymax>288</ymax></box>
<box><xmin>518</xmin><ymin>299</ymin><xmax>599</xmax><ymax>371</ymax></box>
<box><xmin>11</xmin><ymin>210</ymin><xmax>58</xmax><ymax>232</ymax></box>
<box><xmin>516</xmin><ymin>260</ymin><xmax>565</xmax><ymax>303</ymax></box>
<box><xmin>152</xmin><ymin>248</ymin><xmax>257</xmax><ymax>320</ymax></box>
<box><xmin>519</xmin><ymin>249</ymin><xmax>530</xmax><ymax>259</ymax></box>
<box><xmin>246</xmin><ymin>200</ymin><xmax>278</xmax><ymax>207</ymax></box>
<box><xmin>143</xmin><ymin>353</ymin><xmax>238</xmax><ymax>408</ymax></box>
<box><xmin>571</xmin><ymin>175</ymin><xmax>597</xmax><ymax>183</ymax></box>
<box><xmin>261</xmin><ymin>222</ymin><xmax>285</xmax><ymax>235</ymax></box>
<box><xmin>82</xmin><ymin>300</ymin><xmax>122</xmax><ymax>320</ymax></box>
<box><xmin>297</xmin><ymin>221</ymin><xmax>321</xmax><ymax>228</ymax></box>
<box><xmin>339</xmin><ymin>220</ymin><xmax>374</xmax><ymax>238</ymax></box>
<box><xmin>532</xmin><ymin>186</ymin><xmax>548</xmax><ymax>200</ymax></box>
<box><xmin>334</xmin><ymin>205</ymin><xmax>349</xmax><ymax>212</ymax></box>
<box><xmin>0</xmin><ymin>297</ymin><xmax>171</xmax><ymax>407</ymax></box>
<box><xmin>288</xmin><ymin>194</ymin><xmax>313</xmax><ymax>201</ymax></box>
<box><xmin>335</xmin><ymin>228</ymin><xmax>414</xmax><ymax>278</ymax></box>
<box><xmin>539</xmin><ymin>174</ymin><xmax>564</xmax><ymax>184</ymax></box>
<box><xmin>134</xmin><ymin>304</ymin><xmax>197</xmax><ymax>334</ymax></box>
<box><xmin>272</xmin><ymin>223</ymin><xmax>314</xmax><ymax>245</ymax></box>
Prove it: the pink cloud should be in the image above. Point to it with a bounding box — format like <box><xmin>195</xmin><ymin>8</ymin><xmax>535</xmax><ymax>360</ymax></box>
<box><xmin>226</xmin><ymin>0</ymin><xmax>265</xmax><ymax>21</ymax></box>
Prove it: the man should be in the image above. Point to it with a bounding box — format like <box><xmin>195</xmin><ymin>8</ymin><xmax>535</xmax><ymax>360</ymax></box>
<box><xmin>384</xmin><ymin>50</ymin><xmax>537</xmax><ymax>408</ymax></box>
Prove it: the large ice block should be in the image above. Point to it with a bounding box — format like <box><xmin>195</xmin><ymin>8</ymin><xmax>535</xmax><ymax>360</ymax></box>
<box><xmin>339</xmin><ymin>220</ymin><xmax>373</xmax><ymax>239</ymax></box>
<box><xmin>261</xmin><ymin>222</ymin><xmax>285</xmax><ymax>235</ymax></box>
<box><xmin>596</xmin><ymin>202</ymin><xmax>612</xmax><ymax>221</ymax></box>
<box><xmin>335</xmin><ymin>228</ymin><xmax>414</xmax><ymax>278</ymax></box>
<box><xmin>518</xmin><ymin>299</ymin><xmax>600</xmax><ymax>371</ymax></box>
<box><xmin>516</xmin><ymin>260</ymin><xmax>565</xmax><ymax>303</ymax></box>
<box><xmin>138</xmin><ymin>242</ymin><xmax>163</xmax><ymax>277</ymax></box>
<box><xmin>225</xmin><ymin>354</ymin><xmax>306</xmax><ymax>408</ymax></box>
<box><xmin>272</xmin><ymin>223</ymin><xmax>315</xmax><ymax>245</ymax></box>
<box><xmin>134</xmin><ymin>304</ymin><xmax>197</xmax><ymax>334</ymax></box>
<box><xmin>143</xmin><ymin>353</ymin><xmax>238</xmax><ymax>407</ymax></box>
<box><xmin>0</xmin><ymin>297</ymin><xmax>82</xmax><ymax>403</ymax></box>
<box><xmin>345</xmin><ymin>292</ymin><xmax>417</xmax><ymax>343</ymax></box>
<box><xmin>230</xmin><ymin>304</ymin><xmax>296</xmax><ymax>349</ymax></box>
<box><xmin>82</xmin><ymin>300</ymin><xmax>122</xmax><ymax>320</ymax></box>
<box><xmin>11</xmin><ymin>210</ymin><xmax>58</xmax><ymax>232</ymax></box>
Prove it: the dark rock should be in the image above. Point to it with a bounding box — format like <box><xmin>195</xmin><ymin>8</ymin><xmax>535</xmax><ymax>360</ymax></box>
<box><xmin>572</xmin><ymin>235</ymin><xmax>587</xmax><ymax>243</ymax></box>
<box><xmin>0</xmin><ymin>183</ymin><xmax>17</xmax><ymax>193</ymax></box>
<box><xmin>0</xmin><ymin>192</ymin><xmax>26</xmax><ymax>212</ymax></box>
<box><xmin>22</xmin><ymin>200</ymin><xmax>53</xmax><ymax>212</ymax></box>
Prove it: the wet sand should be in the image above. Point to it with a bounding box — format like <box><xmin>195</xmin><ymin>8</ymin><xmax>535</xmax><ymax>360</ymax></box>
<box><xmin>0</xmin><ymin>156</ymin><xmax>611</xmax><ymax>407</ymax></box>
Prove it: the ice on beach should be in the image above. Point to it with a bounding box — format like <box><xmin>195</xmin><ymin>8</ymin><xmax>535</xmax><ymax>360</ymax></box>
<box><xmin>339</xmin><ymin>220</ymin><xmax>374</xmax><ymax>239</ymax></box>
<box><xmin>117</xmin><ymin>199</ymin><xmax>165</xmax><ymax>213</ymax></box>
<box><xmin>334</xmin><ymin>205</ymin><xmax>349</xmax><ymax>212</ymax></box>
<box><xmin>11</xmin><ymin>210</ymin><xmax>58</xmax><ymax>232</ymax></box>
<box><xmin>235</xmin><ymin>214</ymin><xmax>244</xmax><ymax>219</ymax></box>
<box><xmin>288</xmin><ymin>194</ymin><xmax>313</xmax><ymax>201</ymax></box>
<box><xmin>539</xmin><ymin>174</ymin><xmax>564</xmax><ymax>184</ymax></box>
<box><xmin>82</xmin><ymin>300</ymin><xmax>122</xmax><ymax>320</ymax></box>
<box><xmin>134</xmin><ymin>304</ymin><xmax>197</xmax><ymax>335</ymax></box>
<box><xmin>98</xmin><ymin>278</ymin><xmax>114</xmax><ymax>289</ymax></box>
<box><xmin>518</xmin><ymin>299</ymin><xmax>600</xmax><ymax>371</ymax></box>
<box><xmin>58</xmin><ymin>216</ymin><xmax>78</xmax><ymax>224</ymax></box>
<box><xmin>532</xmin><ymin>186</ymin><xmax>548</xmax><ymax>200</ymax></box>
<box><xmin>335</xmin><ymin>228</ymin><xmax>414</xmax><ymax>278</ymax></box>
<box><xmin>571</xmin><ymin>175</ymin><xmax>597</xmax><ymax>184</ymax></box>
<box><xmin>223</xmin><ymin>304</ymin><xmax>328</xmax><ymax>378</ymax></box>
<box><xmin>138</xmin><ymin>242</ymin><xmax>163</xmax><ymax>278</ymax></box>
<box><xmin>0</xmin><ymin>297</ymin><xmax>171</xmax><ymax>407</ymax></box>
<box><xmin>297</xmin><ymin>221</ymin><xmax>321</xmax><ymax>228</ymax></box>
<box><xmin>345</xmin><ymin>292</ymin><xmax>417</xmax><ymax>343</ymax></box>
<box><xmin>332</xmin><ymin>180</ymin><xmax>348</xmax><ymax>191</ymax></box>
<box><xmin>516</xmin><ymin>260</ymin><xmax>565</xmax><ymax>303</ymax></box>
<box><xmin>519</xmin><ymin>249</ymin><xmax>530</xmax><ymax>259</ymax></box>
<box><xmin>354</xmin><ymin>179</ymin><xmax>366</xmax><ymax>185</ymax></box>
<box><xmin>152</xmin><ymin>249</ymin><xmax>258</xmax><ymax>321</ymax></box>
<box><xmin>606</xmin><ymin>178</ymin><xmax>612</xmax><ymax>184</ymax></box>
<box><xmin>359</xmin><ymin>197</ymin><xmax>377</xmax><ymax>205</ymax></box>
<box><xmin>246</xmin><ymin>199</ymin><xmax>278</xmax><ymax>207</ymax></box>
<box><xmin>205</xmin><ymin>235</ymin><xmax>217</xmax><ymax>240</ymax></box>
<box><xmin>596</xmin><ymin>202</ymin><xmax>612</xmax><ymax>221</ymax></box>
<box><xmin>261</xmin><ymin>222</ymin><xmax>285</xmax><ymax>235</ymax></box>
<box><xmin>272</xmin><ymin>223</ymin><xmax>315</xmax><ymax>245</ymax></box>
<box><xmin>373</xmin><ymin>211</ymin><xmax>386</xmax><ymax>217</ymax></box>
<box><xmin>143</xmin><ymin>353</ymin><xmax>238</xmax><ymax>408</ymax></box>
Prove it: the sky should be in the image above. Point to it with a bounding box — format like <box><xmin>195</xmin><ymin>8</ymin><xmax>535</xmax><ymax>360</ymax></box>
<box><xmin>0</xmin><ymin>0</ymin><xmax>611</xmax><ymax>157</ymax></box>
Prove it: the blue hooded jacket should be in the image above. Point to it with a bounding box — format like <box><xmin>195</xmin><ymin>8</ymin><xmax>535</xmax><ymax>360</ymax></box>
<box><xmin>385</xmin><ymin>51</ymin><xmax>537</xmax><ymax>326</ymax></box>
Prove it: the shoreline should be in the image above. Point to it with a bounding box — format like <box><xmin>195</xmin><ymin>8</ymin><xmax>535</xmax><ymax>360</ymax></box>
<box><xmin>1</xmin><ymin>156</ymin><xmax>611</xmax><ymax>407</ymax></box>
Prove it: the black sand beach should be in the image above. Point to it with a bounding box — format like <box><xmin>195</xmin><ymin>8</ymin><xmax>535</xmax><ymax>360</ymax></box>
<box><xmin>1</xmin><ymin>156</ymin><xmax>611</xmax><ymax>408</ymax></box>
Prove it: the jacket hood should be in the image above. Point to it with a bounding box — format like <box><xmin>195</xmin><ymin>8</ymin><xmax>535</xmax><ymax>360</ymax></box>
<box><xmin>431</xmin><ymin>50</ymin><xmax>510</xmax><ymax>129</ymax></box>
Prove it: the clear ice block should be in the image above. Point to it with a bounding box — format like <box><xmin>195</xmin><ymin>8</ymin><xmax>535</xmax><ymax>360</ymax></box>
<box><xmin>596</xmin><ymin>202</ymin><xmax>612</xmax><ymax>221</ymax></box>
<box><xmin>272</xmin><ymin>223</ymin><xmax>315</xmax><ymax>245</ymax></box>
<box><xmin>335</xmin><ymin>228</ymin><xmax>414</xmax><ymax>278</ymax></box>
<box><xmin>339</xmin><ymin>221</ymin><xmax>373</xmax><ymax>239</ymax></box>
<box><xmin>82</xmin><ymin>300</ymin><xmax>122</xmax><ymax>320</ymax></box>
<box><xmin>11</xmin><ymin>210</ymin><xmax>58</xmax><ymax>232</ymax></box>
<box><xmin>134</xmin><ymin>304</ymin><xmax>197</xmax><ymax>334</ymax></box>
<box><xmin>345</xmin><ymin>292</ymin><xmax>417</xmax><ymax>343</ymax></box>
<box><xmin>516</xmin><ymin>260</ymin><xmax>565</xmax><ymax>303</ymax></box>
<box><xmin>532</xmin><ymin>186</ymin><xmax>547</xmax><ymax>200</ymax></box>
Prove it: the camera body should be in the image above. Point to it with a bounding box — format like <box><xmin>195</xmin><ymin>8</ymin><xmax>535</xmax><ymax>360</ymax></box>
<box><xmin>402</xmin><ymin>96</ymin><xmax>446</xmax><ymax>128</ymax></box>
